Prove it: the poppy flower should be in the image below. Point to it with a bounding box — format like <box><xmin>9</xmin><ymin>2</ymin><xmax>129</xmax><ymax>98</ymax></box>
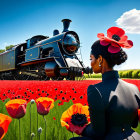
<box><xmin>0</xmin><ymin>113</ymin><xmax>12</xmax><ymax>140</ymax></box>
<box><xmin>138</xmin><ymin>109</ymin><xmax>140</xmax><ymax>121</ymax></box>
<box><xmin>97</xmin><ymin>27</ymin><xmax>133</xmax><ymax>53</ymax></box>
<box><xmin>61</xmin><ymin>103</ymin><xmax>90</xmax><ymax>135</ymax></box>
<box><xmin>53</xmin><ymin>117</ymin><xmax>56</xmax><ymax>120</ymax></box>
<box><xmin>36</xmin><ymin>97</ymin><xmax>54</xmax><ymax>115</ymax></box>
<box><xmin>5</xmin><ymin>99</ymin><xmax>27</xmax><ymax>119</ymax></box>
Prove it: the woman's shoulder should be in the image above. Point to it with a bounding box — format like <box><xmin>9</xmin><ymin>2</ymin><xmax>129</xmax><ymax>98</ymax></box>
<box><xmin>119</xmin><ymin>79</ymin><xmax>139</xmax><ymax>92</ymax></box>
<box><xmin>88</xmin><ymin>81</ymin><xmax>103</xmax><ymax>88</ymax></box>
<box><xmin>87</xmin><ymin>83</ymin><xmax>105</xmax><ymax>108</ymax></box>
<box><xmin>87</xmin><ymin>82</ymin><xmax>103</xmax><ymax>97</ymax></box>
<box><xmin>88</xmin><ymin>82</ymin><xmax>104</xmax><ymax>92</ymax></box>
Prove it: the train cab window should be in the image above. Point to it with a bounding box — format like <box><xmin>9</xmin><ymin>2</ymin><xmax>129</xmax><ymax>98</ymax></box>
<box><xmin>21</xmin><ymin>46</ymin><xmax>23</xmax><ymax>51</ymax></box>
<box><xmin>27</xmin><ymin>36</ymin><xmax>48</xmax><ymax>49</ymax></box>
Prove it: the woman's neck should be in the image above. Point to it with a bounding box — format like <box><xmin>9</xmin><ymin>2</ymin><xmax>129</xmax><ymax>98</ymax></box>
<box><xmin>101</xmin><ymin>58</ymin><xmax>113</xmax><ymax>74</ymax></box>
<box><xmin>101</xmin><ymin>67</ymin><xmax>113</xmax><ymax>74</ymax></box>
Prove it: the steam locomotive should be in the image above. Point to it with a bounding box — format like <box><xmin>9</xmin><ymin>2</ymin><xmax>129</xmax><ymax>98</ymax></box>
<box><xmin>0</xmin><ymin>19</ymin><xmax>92</xmax><ymax>80</ymax></box>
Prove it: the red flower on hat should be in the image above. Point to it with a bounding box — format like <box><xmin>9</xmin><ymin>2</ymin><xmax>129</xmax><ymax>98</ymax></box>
<box><xmin>97</xmin><ymin>27</ymin><xmax>133</xmax><ymax>53</ymax></box>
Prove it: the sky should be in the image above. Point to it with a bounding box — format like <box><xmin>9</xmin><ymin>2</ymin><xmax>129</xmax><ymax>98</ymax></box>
<box><xmin>0</xmin><ymin>0</ymin><xmax>140</xmax><ymax>70</ymax></box>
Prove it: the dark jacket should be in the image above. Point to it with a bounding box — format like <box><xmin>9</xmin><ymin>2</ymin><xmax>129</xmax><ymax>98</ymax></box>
<box><xmin>82</xmin><ymin>70</ymin><xmax>140</xmax><ymax>140</ymax></box>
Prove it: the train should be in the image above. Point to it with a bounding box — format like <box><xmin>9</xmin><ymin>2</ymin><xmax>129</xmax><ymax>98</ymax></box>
<box><xmin>0</xmin><ymin>19</ymin><xmax>92</xmax><ymax>80</ymax></box>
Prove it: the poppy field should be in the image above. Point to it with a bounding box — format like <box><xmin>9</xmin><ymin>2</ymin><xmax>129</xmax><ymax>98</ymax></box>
<box><xmin>0</xmin><ymin>79</ymin><xmax>140</xmax><ymax>140</ymax></box>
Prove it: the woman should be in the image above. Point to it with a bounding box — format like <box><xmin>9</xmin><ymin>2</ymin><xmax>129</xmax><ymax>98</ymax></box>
<box><xmin>70</xmin><ymin>27</ymin><xmax>140</xmax><ymax>140</ymax></box>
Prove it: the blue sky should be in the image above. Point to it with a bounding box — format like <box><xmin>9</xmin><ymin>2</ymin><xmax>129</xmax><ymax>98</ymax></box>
<box><xmin>0</xmin><ymin>0</ymin><xmax>140</xmax><ymax>70</ymax></box>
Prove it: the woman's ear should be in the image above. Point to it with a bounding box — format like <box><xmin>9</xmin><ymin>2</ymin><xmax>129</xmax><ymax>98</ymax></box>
<box><xmin>98</xmin><ymin>55</ymin><xmax>103</xmax><ymax>64</ymax></box>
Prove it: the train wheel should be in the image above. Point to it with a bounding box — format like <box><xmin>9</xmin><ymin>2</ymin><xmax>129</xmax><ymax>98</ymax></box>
<box><xmin>66</xmin><ymin>76</ymin><xmax>75</xmax><ymax>80</ymax></box>
<box><xmin>13</xmin><ymin>66</ymin><xmax>30</xmax><ymax>80</ymax></box>
<box><xmin>36</xmin><ymin>63</ymin><xmax>50</xmax><ymax>81</ymax></box>
<box><xmin>51</xmin><ymin>76</ymin><xmax>64</xmax><ymax>81</ymax></box>
<box><xmin>0</xmin><ymin>74</ymin><xmax>3</xmax><ymax>80</ymax></box>
<box><xmin>28</xmin><ymin>76</ymin><xmax>38</xmax><ymax>80</ymax></box>
<box><xmin>40</xmin><ymin>75</ymin><xmax>50</xmax><ymax>81</ymax></box>
<box><xmin>2</xmin><ymin>71</ymin><xmax>14</xmax><ymax>80</ymax></box>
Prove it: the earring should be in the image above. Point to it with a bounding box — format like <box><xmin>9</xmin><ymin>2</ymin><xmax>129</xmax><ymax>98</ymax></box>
<box><xmin>99</xmin><ymin>63</ymin><xmax>101</xmax><ymax>67</ymax></box>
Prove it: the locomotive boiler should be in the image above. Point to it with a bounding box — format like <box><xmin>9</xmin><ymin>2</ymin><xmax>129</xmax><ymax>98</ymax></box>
<box><xmin>0</xmin><ymin>19</ymin><xmax>92</xmax><ymax>80</ymax></box>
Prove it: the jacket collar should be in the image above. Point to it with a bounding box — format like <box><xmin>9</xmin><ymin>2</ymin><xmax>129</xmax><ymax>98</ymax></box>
<box><xmin>102</xmin><ymin>70</ymin><xmax>119</xmax><ymax>82</ymax></box>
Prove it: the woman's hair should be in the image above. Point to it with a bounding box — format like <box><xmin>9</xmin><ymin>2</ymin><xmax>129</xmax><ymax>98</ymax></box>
<box><xmin>91</xmin><ymin>40</ymin><xmax>127</xmax><ymax>68</ymax></box>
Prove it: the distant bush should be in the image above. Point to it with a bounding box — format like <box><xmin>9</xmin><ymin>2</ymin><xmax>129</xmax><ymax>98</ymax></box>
<box><xmin>127</xmin><ymin>70</ymin><xmax>133</xmax><ymax>78</ymax></box>
<box><xmin>120</xmin><ymin>70</ymin><xmax>133</xmax><ymax>78</ymax></box>
<box><xmin>118</xmin><ymin>69</ymin><xmax>140</xmax><ymax>79</ymax></box>
<box><xmin>138</xmin><ymin>73</ymin><xmax>140</xmax><ymax>78</ymax></box>
<box><xmin>118</xmin><ymin>71</ymin><xmax>123</xmax><ymax>78</ymax></box>
<box><xmin>132</xmin><ymin>70</ymin><xmax>140</xmax><ymax>79</ymax></box>
<box><xmin>0</xmin><ymin>49</ymin><xmax>5</xmax><ymax>53</ymax></box>
<box><xmin>92</xmin><ymin>73</ymin><xmax>102</xmax><ymax>78</ymax></box>
<box><xmin>121</xmin><ymin>71</ymin><xmax>128</xmax><ymax>78</ymax></box>
<box><xmin>84</xmin><ymin>69</ymin><xmax>140</xmax><ymax>79</ymax></box>
<box><xmin>84</xmin><ymin>73</ymin><xmax>102</xmax><ymax>78</ymax></box>
<box><xmin>6</xmin><ymin>45</ymin><xmax>14</xmax><ymax>50</ymax></box>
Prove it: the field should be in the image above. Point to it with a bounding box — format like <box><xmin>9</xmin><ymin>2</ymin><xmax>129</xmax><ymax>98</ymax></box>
<box><xmin>0</xmin><ymin>79</ymin><xmax>140</xmax><ymax>140</ymax></box>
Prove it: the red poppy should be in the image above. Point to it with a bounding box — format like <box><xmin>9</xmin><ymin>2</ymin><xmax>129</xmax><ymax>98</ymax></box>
<box><xmin>97</xmin><ymin>27</ymin><xmax>133</xmax><ymax>53</ymax></box>
<box><xmin>5</xmin><ymin>99</ymin><xmax>27</xmax><ymax>119</ymax></box>
<box><xmin>53</xmin><ymin>117</ymin><xmax>56</xmax><ymax>120</ymax></box>
<box><xmin>61</xmin><ymin>103</ymin><xmax>90</xmax><ymax>135</ymax></box>
<box><xmin>138</xmin><ymin>109</ymin><xmax>140</xmax><ymax>121</ymax></box>
<box><xmin>36</xmin><ymin>97</ymin><xmax>54</xmax><ymax>115</ymax></box>
<box><xmin>0</xmin><ymin>113</ymin><xmax>12</xmax><ymax>140</ymax></box>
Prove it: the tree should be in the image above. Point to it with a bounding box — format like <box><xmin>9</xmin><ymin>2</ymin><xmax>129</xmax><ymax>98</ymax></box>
<box><xmin>6</xmin><ymin>45</ymin><xmax>14</xmax><ymax>50</ymax></box>
<box><xmin>0</xmin><ymin>49</ymin><xmax>5</xmax><ymax>53</ymax></box>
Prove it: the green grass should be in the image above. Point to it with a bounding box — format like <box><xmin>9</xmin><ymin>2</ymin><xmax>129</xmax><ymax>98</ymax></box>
<box><xmin>0</xmin><ymin>99</ymin><xmax>140</xmax><ymax>140</ymax></box>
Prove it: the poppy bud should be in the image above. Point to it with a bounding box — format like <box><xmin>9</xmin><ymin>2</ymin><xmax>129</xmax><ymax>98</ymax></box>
<box><xmin>31</xmin><ymin>99</ymin><xmax>35</xmax><ymax>104</ymax></box>
<box><xmin>31</xmin><ymin>133</ymin><xmax>35</xmax><ymax>137</ymax></box>
<box><xmin>38</xmin><ymin>127</ymin><xmax>42</xmax><ymax>134</ymax></box>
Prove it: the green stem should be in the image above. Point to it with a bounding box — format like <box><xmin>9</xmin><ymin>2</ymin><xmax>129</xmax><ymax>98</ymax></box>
<box><xmin>19</xmin><ymin>119</ymin><xmax>21</xmax><ymax>140</ymax></box>
<box><xmin>72</xmin><ymin>132</ymin><xmax>74</xmax><ymax>138</ymax></box>
<box><xmin>39</xmin><ymin>134</ymin><xmax>40</xmax><ymax>140</ymax></box>
<box><xmin>43</xmin><ymin>115</ymin><xmax>46</xmax><ymax>140</ymax></box>
<box><xmin>30</xmin><ymin>103</ymin><xmax>31</xmax><ymax>140</ymax></box>
<box><xmin>37</xmin><ymin>113</ymin><xmax>38</xmax><ymax>133</ymax></box>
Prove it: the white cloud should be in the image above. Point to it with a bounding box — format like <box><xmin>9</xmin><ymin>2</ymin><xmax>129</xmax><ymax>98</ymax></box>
<box><xmin>116</xmin><ymin>9</ymin><xmax>140</xmax><ymax>34</ymax></box>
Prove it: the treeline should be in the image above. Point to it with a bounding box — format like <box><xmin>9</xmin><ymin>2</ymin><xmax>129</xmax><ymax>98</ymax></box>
<box><xmin>84</xmin><ymin>69</ymin><xmax>140</xmax><ymax>79</ymax></box>
<box><xmin>119</xmin><ymin>69</ymin><xmax>140</xmax><ymax>79</ymax></box>
<box><xmin>0</xmin><ymin>45</ymin><xmax>14</xmax><ymax>53</ymax></box>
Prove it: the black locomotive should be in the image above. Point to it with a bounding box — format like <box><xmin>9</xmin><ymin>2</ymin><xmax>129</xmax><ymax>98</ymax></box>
<box><xmin>0</xmin><ymin>19</ymin><xmax>92</xmax><ymax>80</ymax></box>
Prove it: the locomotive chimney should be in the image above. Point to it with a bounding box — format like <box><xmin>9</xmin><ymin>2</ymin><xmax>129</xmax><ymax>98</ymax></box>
<box><xmin>62</xmin><ymin>19</ymin><xmax>72</xmax><ymax>32</ymax></box>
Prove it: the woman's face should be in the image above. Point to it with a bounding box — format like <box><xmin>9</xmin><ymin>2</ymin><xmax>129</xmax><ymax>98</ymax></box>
<box><xmin>90</xmin><ymin>54</ymin><xmax>101</xmax><ymax>73</ymax></box>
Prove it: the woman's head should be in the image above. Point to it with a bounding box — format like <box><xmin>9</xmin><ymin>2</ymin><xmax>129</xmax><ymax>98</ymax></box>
<box><xmin>90</xmin><ymin>27</ymin><xmax>133</xmax><ymax>74</ymax></box>
<box><xmin>90</xmin><ymin>40</ymin><xmax>127</xmax><ymax>73</ymax></box>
